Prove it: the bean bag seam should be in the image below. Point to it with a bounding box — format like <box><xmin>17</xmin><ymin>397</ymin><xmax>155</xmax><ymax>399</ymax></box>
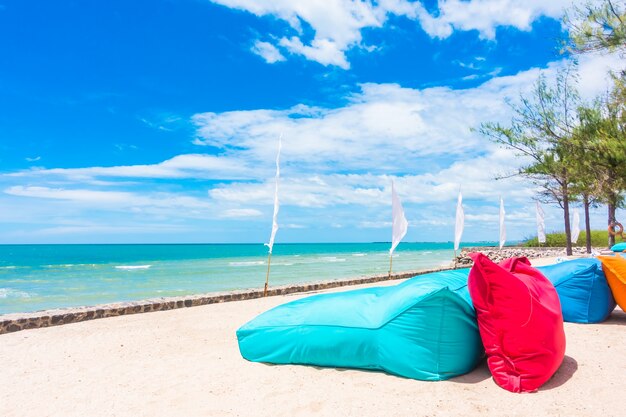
<box><xmin>243</xmin><ymin>287</ymin><xmax>473</xmax><ymax>331</ymax></box>
<box><xmin>435</xmin><ymin>296</ymin><xmax>448</xmax><ymax>377</ymax></box>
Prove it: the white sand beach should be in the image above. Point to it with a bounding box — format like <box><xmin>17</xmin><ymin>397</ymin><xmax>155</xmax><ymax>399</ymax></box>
<box><xmin>1</xmin><ymin>257</ymin><xmax>625</xmax><ymax>417</ymax></box>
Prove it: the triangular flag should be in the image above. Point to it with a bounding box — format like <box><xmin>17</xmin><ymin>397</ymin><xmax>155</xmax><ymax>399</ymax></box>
<box><xmin>536</xmin><ymin>202</ymin><xmax>546</xmax><ymax>244</ymax></box>
<box><xmin>390</xmin><ymin>180</ymin><xmax>408</xmax><ymax>255</ymax></box>
<box><xmin>265</xmin><ymin>135</ymin><xmax>282</xmax><ymax>254</ymax></box>
<box><xmin>454</xmin><ymin>191</ymin><xmax>464</xmax><ymax>251</ymax></box>
<box><xmin>571</xmin><ymin>209</ymin><xmax>580</xmax><ymax>244</ymax></box>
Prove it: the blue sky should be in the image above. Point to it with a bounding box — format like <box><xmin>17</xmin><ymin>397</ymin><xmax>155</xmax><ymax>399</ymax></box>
<box><xmin>0</xmin><ymin>0</ymin><xmax>624</xmax><ymax>244</ymax></box>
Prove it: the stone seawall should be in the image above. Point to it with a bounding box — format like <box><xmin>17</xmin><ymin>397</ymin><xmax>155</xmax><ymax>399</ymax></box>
<box><xmin>0</xmin><ymin>266</ymin><xmax>452</xmax><ymax>335</ymax></box>
<box><xmin>455</xmin><ymin>246</ymin><xmax>592</xmax><ymax>266</ymax></box>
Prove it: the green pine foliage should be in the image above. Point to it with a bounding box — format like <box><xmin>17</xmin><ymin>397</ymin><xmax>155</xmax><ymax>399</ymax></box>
<box><xmin>566</xmin><ymin>1</ymin><xmax>626</xmax><ymax>55</ymax></box>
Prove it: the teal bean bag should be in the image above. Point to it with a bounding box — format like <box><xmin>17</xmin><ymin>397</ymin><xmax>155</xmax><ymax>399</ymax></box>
<box><xmin>236</xmin><ymin>269</ymin><xmax>483</xmax><ymax>381</ymax></box>
<box><xmin>537</xmin><ymin>259</ymin><xmax>615</xmax><ymax>323</ymax></box>
<box><xmin>611</xmin><ymin>242</ymin><xmax>626</xmax><ymax>252</ymax></box>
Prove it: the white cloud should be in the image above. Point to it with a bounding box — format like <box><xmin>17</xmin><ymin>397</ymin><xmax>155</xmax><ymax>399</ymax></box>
<box><xmin>5</xmin><ymin>186</ymin><xmax>134</xmax><ymax>203</ymax></box>
<box><xmin>3</xmin><ymin>186</ymin><xmax>220</xmax><ymax>219</ymax></box>
<box><xmin>26</xmin><ymin>223</ymin><xmax>190</xmax><ymax>237</ymax></box>
<box><xmin>7</xmin><ymin>153</ymin><xmax>258</xmax><ymax>181</ymax></box>
<box><xmin>283</xmin><ymin>223</ymin><xmax>306</xmax><ymax>229</ymax></box>
<box><xmin>3</xmin><ymin>53</ymin><xmax>622</xmax><ymax>242</ymax></box>
<box><xmin>206</xmin><ymin>149</ymin><xmax>533</xmax><ymax>211</ymax></box>
<box><xmin>193</xmin><ymin>54</ymin><xmax>622</xmax><ymax>177</ymax></box>
<box><xmin>193</xmin><ymin>83</ymin><xmax>497</xmax><ymax>173</ymax></box>
<box><xmin>251</xmin><ymin>40</ymin><xmax>286</xmax><ymax>63</ymax></box>
<box><xmin>415</xmin><ymin>0</ymin><xmax>575</xmax><ymax>40</ymax></box>
<box><xmin>211</xmin><ymin>0</ymin><xmax>381</xmax><ymax>68</ymax></box>
<box><xmin>279</xmin><ymin>36</ymin><xmax>349</xmax><ymax>69</ymax></box>
<box><xmin>359</xmin><ymin>220</ymin><xmax>392</xmax><ymax>229</ymax></box>
<box><xmin>220</xmin><ymin>208</ymin><xmax>263</xmax><ymax>218</ymax></box>
<box><xmin>209</xmin><ymin>0</ymin><xmax>585</xmax><ymax>68</ymax></box>
<box><xmin>209</xmin><ymin>175</ymin><xmax>389</xmax><ymax>208</ymax></box>
<box><xmin>576</xmin><ymin>52</ymin><xmax>625</xmax><ymax>99</ymax></box>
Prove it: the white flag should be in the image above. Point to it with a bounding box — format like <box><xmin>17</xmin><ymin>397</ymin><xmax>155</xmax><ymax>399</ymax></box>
<box><xmin>454</xmin><ymin>191</ymin><xmax>464</xmax><ymax>251</ymax></box>
<box><xmin>571</xmin><ymin>209</ymin><xmax>581</xmax><ymax>244</ymax></box>
<box><xmin>499</xmin><ymin>197</ymin><xmax>506</xmax><ymax>249</ymax></box>
<box><xmin>390</xmin><ymin>180</ymin><xmax>408</xmax><ymax>255</ymax></box>
<box><xmin>536</xmin><ymin>202</ymin><xmax>546</xmax><ymax>244</ymax></box>
<box><xmin>265</xmin><ymin>135</ymin><xmax>282</xmax><ymax>254</ymax></box>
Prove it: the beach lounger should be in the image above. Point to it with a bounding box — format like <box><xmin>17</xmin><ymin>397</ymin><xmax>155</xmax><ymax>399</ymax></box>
<box><xmin>237</xmin><ymin>269</ymin><xmax>483</xmax><ymax>381</ymax></box>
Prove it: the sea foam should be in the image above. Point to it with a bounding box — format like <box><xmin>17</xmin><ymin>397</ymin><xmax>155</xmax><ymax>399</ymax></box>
<box><xmin>0</xmin><ymin>288</ymin><xmax>32</xmax><ymax>298</ymax></box>
<box><xmin>229</xmin><ymin>261</ymin><xmax>265</xmax><ymax>267</ymax></box>
<box><xmin>115</xmin><ymin>265</ymin><xmax>152</xmax><ymax>270</ymax></box>
<box><xmin>319</xmin><ymin>257</ymin><xmax>346</xmax><ymax>263</ymax></box>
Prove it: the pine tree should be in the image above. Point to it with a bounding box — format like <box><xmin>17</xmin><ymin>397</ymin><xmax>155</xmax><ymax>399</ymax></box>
<box><xmin>478</xmin><ymin>68</ymin><xmax>580</xmax><ymax>255</ymax></box>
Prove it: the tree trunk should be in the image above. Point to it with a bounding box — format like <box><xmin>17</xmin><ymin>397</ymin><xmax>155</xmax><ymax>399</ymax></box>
<box><xmin>584</xmin><ymin>194</ymin><xmax>592</xmax><ymax>254</ymax></box>
<box><xmin>608</xmin><ymin>199</ymin><xmax>617</xmax><ymax>248</ymax></box>
<box><xmin>563</xmin><ymin>181</ymin><xmax>573</xmax><ymax>256</ymax></box>
<box><xmin>607</xmin><ymin>168</ymin><xmax>618</xmax><ymax>248</ymax></box>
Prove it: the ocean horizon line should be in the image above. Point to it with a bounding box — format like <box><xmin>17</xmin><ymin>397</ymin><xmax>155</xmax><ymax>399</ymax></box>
<box><xmin>0</xmin><ymin>241</ymin><xmax>502</xmax><ymax>246</ymax></box>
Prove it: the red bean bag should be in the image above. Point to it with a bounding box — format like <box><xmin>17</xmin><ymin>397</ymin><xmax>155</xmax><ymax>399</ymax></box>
<box><xmin>468</xmin><ymin>253</ymin><xmax>566</xmax><ymax>392</ymax></box>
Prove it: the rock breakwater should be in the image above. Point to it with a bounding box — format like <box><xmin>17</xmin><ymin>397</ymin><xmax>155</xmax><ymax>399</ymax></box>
<box><xmin>455</xmin><ymin>246</ymin><xmax>593</xmax><ymax>266</ymax></box>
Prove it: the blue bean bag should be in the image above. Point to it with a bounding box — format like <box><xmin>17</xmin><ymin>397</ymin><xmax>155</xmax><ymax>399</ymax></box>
<box><xmin>611</xmin><ymin>242</ymin><xmax>626</xmax><ymax>252</ymax></box>
<box><xmin>537</xmin><ymin>259</ymin><xmax>616</xmax><ymax>323</ymax></box>
<box><xmin>236</xmin><ymin>269</ymin><xmax>483</xmax><ymax>381</ymax></box>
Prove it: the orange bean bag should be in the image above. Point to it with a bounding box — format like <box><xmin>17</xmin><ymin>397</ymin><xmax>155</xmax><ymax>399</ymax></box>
<box><xmin>598</xmin><ymin>256</ymin><xmax>626</xmax><ymax>311</ymax></box>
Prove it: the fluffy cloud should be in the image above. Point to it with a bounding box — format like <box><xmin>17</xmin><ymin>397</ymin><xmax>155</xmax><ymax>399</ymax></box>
<box><xmin>4</xmin><ymin>186</ymin><xmax>218</xmax><ymax>218</ymax></box>
<box><xmin>5</xmin><ymin>186</ymin><xmax>135</xmax><ymax>203</ymax></box>
<box><xmin>193</xmin><ymin>83</ymin><xmax>508</xmax><ymax>174</ymax></box>
<box><xmin>210</xmin><ymin>0</ymin><xmax>583</xmax><ymax>68</ymax></box>
<box><xmin>193</xmin><ymin>54</ymin><xmax>621</xmax><ymax>178</ymax></box>
<box><xmin>211</xmin><ymin>0</ymin><xmax>381</xmax><ymax>68</ymax></box>
<box><xmin>4</xmin><ymin>53</ymin><xmax>622</xmax><ymax>241</ymax></box>
<box><xmin>205</xmin><ymin>148</ymin><xmax>533</xmax><ymax>213</ymax></box>
<box><xmin>8</xmin><ymin>154</ymin><xmax>259</xmax><ymax>181</ymax></box>
<box><xmin>415</xmin><ymin>0</ymin><xmax>575</xmax><ymax>40</ymax></box>
<box><xmin>251</xmin><ymin>40</ymin><xmax>286</xmax><ymax>63</ymax></box>
<box><xmin>220</xmin><ymin>208</ymin><xmax>264</xmax><ymax>218</ymax></box>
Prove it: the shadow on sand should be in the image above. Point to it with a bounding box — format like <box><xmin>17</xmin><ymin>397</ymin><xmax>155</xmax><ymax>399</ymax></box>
<box><xmin>449</xmin><ymin>358</ymin><xmax>491</xmax><ymax>384</ymax></box>
<box><xmin>601</xmin><ymin>309</ymin><xmax>626</xmax><ymax>326</ymax></box>
<box><xmin>540</xmin><ymin>355</ymin><xmax>578</xmax><ymax>391</ymax></box>
<box><xmin>258</xmin><ymin>353</ymin><xmax>579</xmax><ymax>390</ymax></box>
<box><xmin>262</xmin><ymin>360</ymin><xmax>494</xmax><ymax>384</ymax></box>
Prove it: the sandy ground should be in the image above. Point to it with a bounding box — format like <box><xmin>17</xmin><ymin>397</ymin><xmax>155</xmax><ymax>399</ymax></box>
<box><xmin>1</xmin><ymin>257</ymin><xmax>625</xmax><ymax>417</ymax></box>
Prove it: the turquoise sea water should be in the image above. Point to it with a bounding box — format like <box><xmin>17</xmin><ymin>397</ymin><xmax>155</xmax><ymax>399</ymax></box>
<box><xmin>0</xmin><ymin>243</ymin><xmax>483</xmax><ymax>315</ymax></box>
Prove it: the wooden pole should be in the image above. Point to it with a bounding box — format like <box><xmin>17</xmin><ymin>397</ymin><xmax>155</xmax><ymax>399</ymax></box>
<box><xmin>388</xmin><ymin>254</ymin><xmax>393</xmax><ymax>278</ymax></box>
<box><xmin>263</xmin><ymin>252</ymin><xmax>272</xmax><ymax>297</ymax></box>
<box><xmin>454</xmin><ymin>249</ymin><xmax>457</xmax><ymax>268</ymax></box>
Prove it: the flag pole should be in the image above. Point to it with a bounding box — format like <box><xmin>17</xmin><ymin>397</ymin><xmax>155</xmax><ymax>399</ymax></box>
<box><xmin>263</xmin><ymin>252</ymin><xmax>272</xmax><ymax>297</ymax></box>
<box><xmin>388</xmin><ymin>254</ymin><xmax>393</xmax><ymax>278</ymax></box>
<box><xmin>263</xmin><ymin>133</ymin><xmax>282</xmax><ymax>297</ymax></box>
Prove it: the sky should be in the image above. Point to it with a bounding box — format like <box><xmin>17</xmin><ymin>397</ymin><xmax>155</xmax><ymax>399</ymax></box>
<box><xmin>0</xmin><ymin>0</ymin><xmax>624</xmax><ymax>244</ymax></box>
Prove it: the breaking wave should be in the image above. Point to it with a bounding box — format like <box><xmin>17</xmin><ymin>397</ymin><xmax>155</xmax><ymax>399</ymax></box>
<box><xmin>0</xmin><ymin>288</ymin><xmax>32</xmax><ymax>299</ymax></box>
<box><xmin>115</xmin><ymin>265</ymin><xmax>152</xmax><ymax>270</ymax></box>
<box><xmin>229</xmin><ymin>261</ymin><xmax>264</xmax><ymax>267</ymax></box>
